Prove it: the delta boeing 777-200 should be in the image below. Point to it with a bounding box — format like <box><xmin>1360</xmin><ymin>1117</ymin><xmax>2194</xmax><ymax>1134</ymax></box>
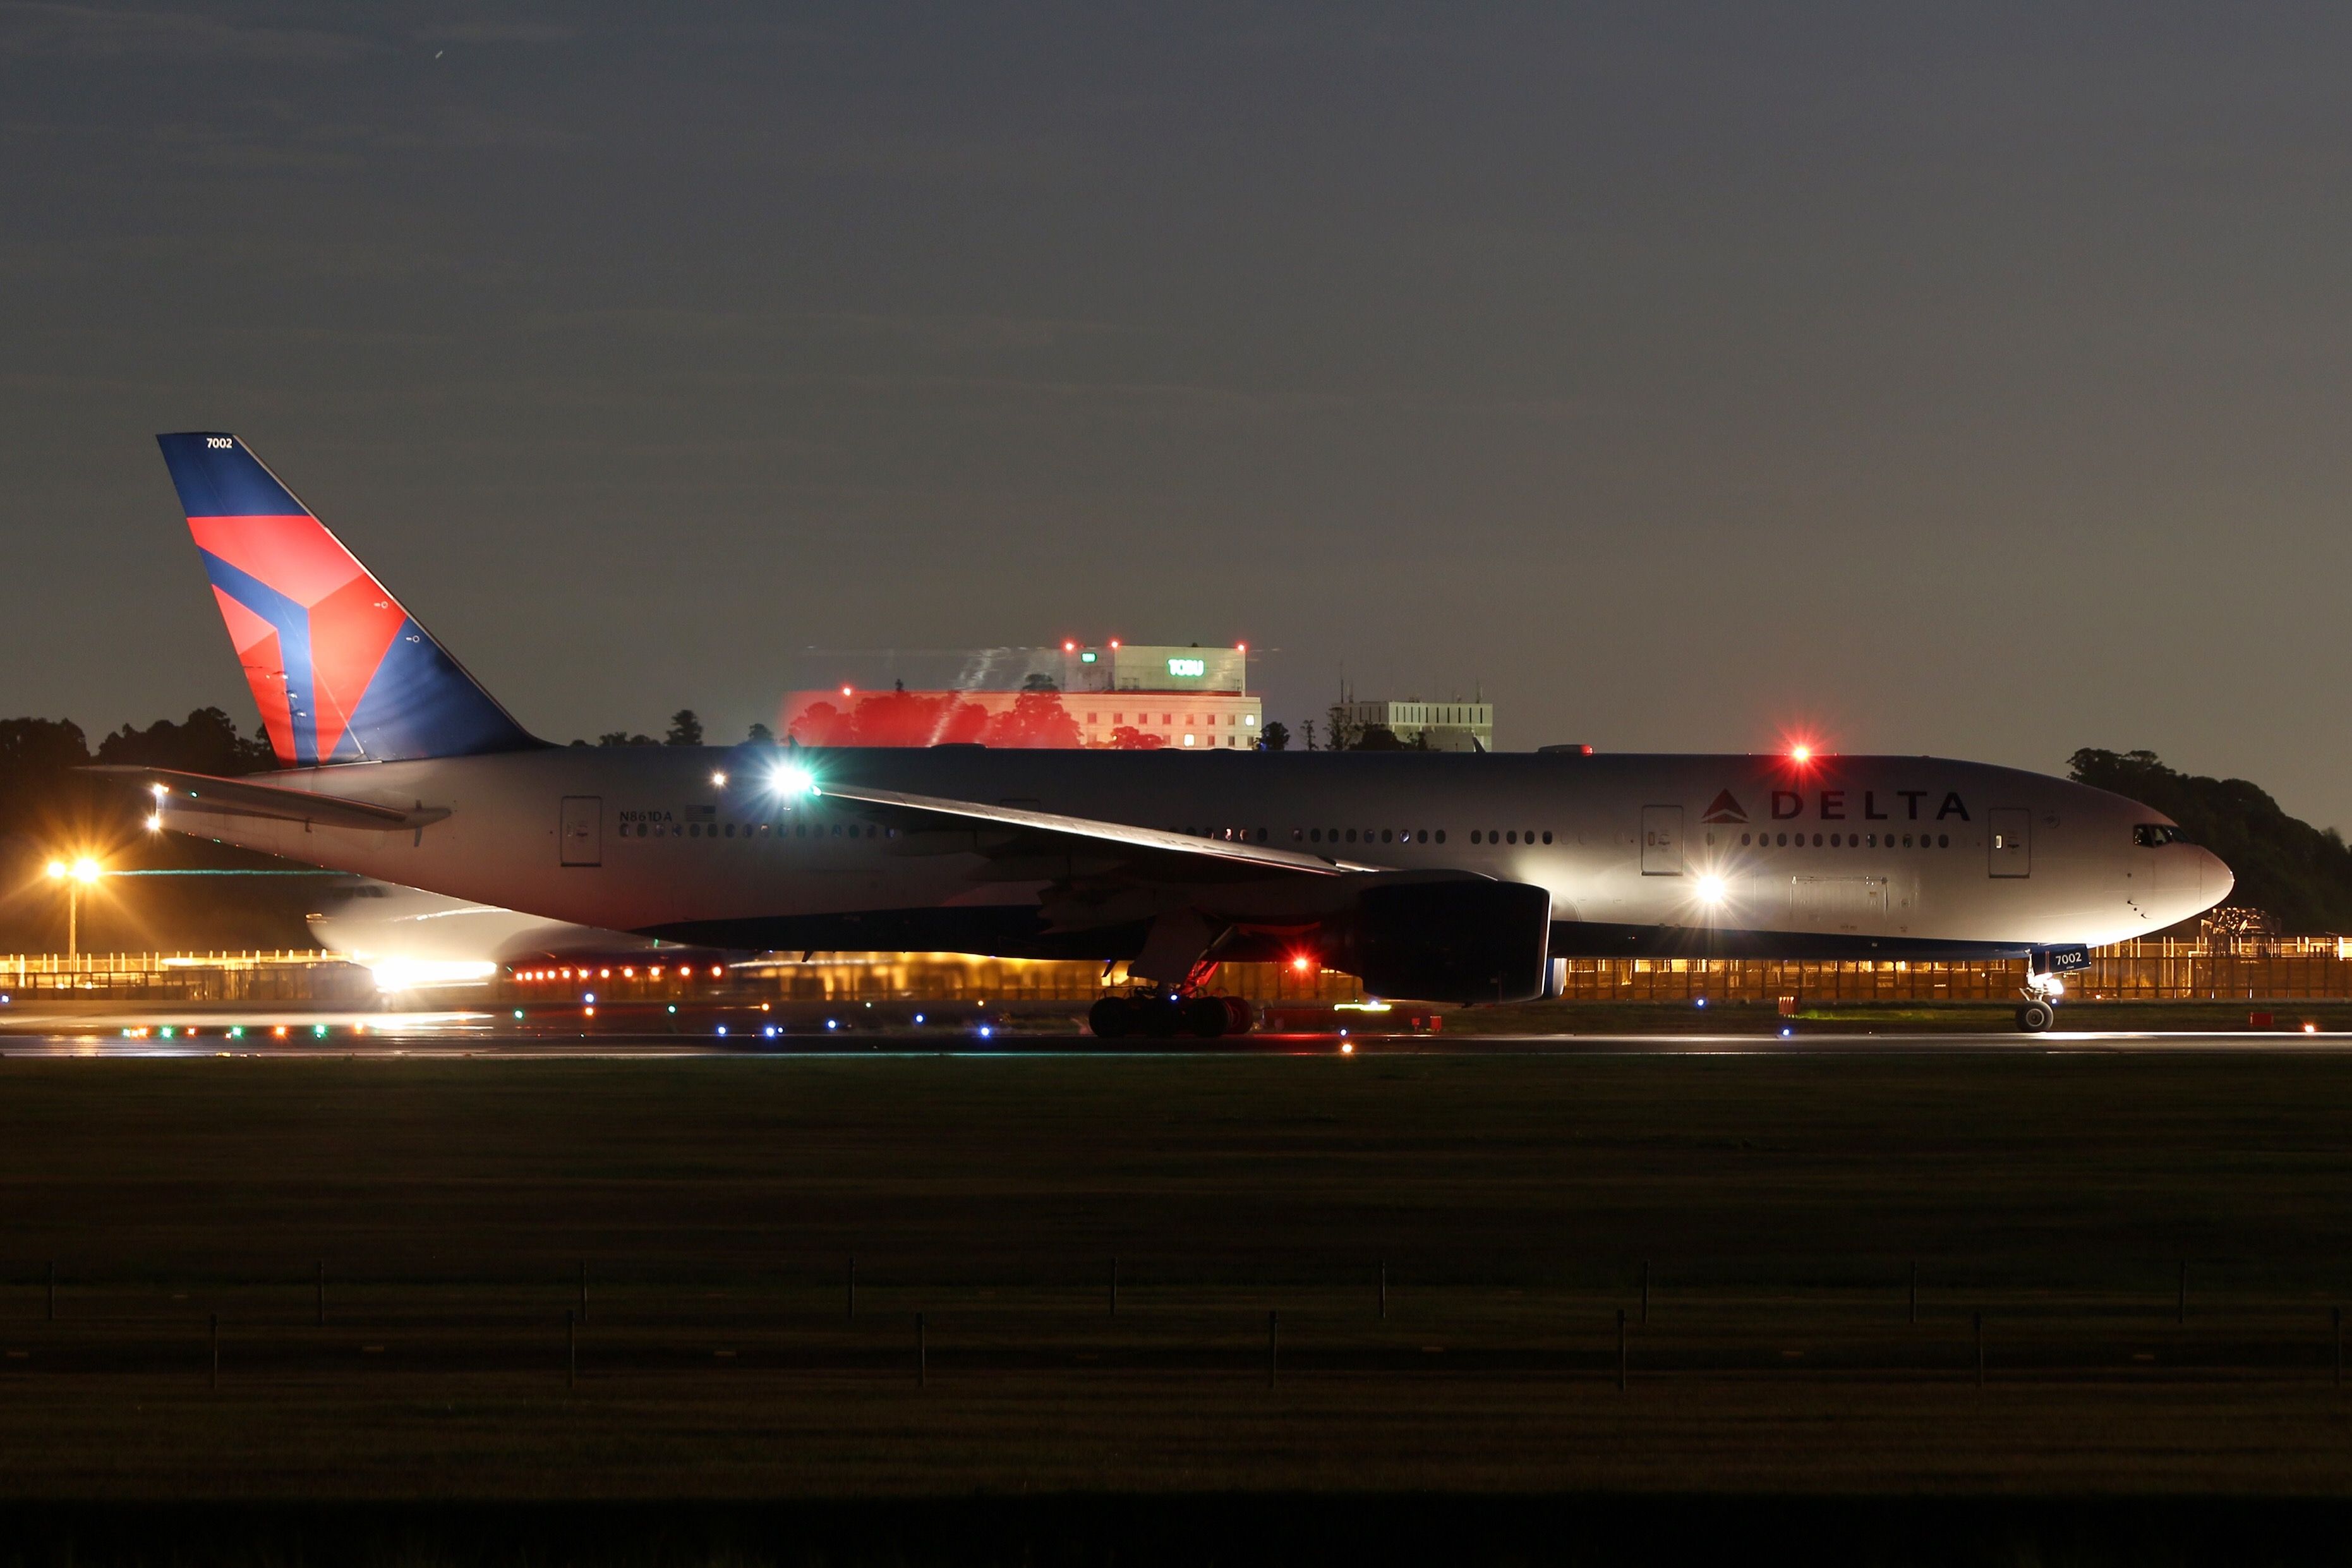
<box><xmin>105</xmin><ymin>433</ymin><xmax>2233</xmax><ymax>1035</ymax></box>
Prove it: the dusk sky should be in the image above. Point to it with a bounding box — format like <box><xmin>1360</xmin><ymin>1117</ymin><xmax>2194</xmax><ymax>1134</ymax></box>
<box><xmin>6</xmin><ymin>5</ymin><xmax>2351</xmax><ymax>822</ymax></box>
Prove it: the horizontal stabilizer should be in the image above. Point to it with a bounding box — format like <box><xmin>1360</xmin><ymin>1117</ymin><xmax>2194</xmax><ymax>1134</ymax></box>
<box><xmin>85</xmin><ymin>766</ymin><xmax>451</xmax><ymax>833</ymax></box>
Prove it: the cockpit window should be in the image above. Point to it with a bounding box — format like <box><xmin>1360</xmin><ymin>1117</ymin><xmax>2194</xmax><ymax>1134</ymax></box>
<box><xmin>2133</xmin><ymin>823</ymin><xmax>2183</xmax><ymax>848</ymax></box>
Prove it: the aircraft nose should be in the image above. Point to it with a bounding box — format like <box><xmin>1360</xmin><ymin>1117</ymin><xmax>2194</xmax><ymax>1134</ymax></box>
<box><xmin>2198</xmin><ymin>846</ymin><xmax>2234</xmax><ymax>906</ymax></box>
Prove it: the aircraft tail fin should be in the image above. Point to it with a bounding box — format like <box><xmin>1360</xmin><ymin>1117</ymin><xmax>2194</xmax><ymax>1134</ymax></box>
<box><xmin>155</xmin><ymin>433</ymin><xmax>540</xmax><ymax>766</ymax></box>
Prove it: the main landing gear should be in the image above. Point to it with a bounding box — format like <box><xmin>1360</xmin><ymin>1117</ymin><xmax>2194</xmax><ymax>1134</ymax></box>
<box><xmin>1089</xmin><ymin>991</ymin><xmax>1255</xmax><ymax>1040</ymax></box>
<box><xmin>2013</xmin><ymin>972</ymin><xmax>2065</xmax><ymax>1034</ymax></box>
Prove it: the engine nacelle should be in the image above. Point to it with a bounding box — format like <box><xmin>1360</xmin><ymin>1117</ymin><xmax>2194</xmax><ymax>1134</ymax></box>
<box><xmin>1335</xmin><ymin>879</ymin><xmax>1554</xmax><ymax>1003</ymax></box>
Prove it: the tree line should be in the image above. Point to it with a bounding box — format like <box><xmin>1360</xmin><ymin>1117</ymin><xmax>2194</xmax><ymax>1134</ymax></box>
<box><xmin>2066</xmin><ymin>749</ymin><xmax>2352</xmax><ymax>934</ymax></box>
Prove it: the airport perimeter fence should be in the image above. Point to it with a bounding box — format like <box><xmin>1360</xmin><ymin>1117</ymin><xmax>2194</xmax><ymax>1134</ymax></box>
<box><xmin>0</xmin><ymin>951</ymin><xmax>375</xmax><ymax>1003</ymax></box>
<box><xmin>746</xmin><ymin>956</ymin><xmax>1366</xmax><ymax>1005</ymax></box>
<box><xmin>11</xmin><ymin>937</ymin><xmax>2352</xmax><ymax>1006</ymax></box>
<box><xmin>8</xmin><ymin>1255</ymin><xmax>2352</xmax><ymax>1392</ymax></box>
<box><xmin>1554</xmin><ymin>937</ymin><xmax>2352</xmax><ymax>1004</ymax></box>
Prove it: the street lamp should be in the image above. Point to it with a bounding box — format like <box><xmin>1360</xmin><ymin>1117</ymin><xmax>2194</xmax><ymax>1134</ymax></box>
<box><xmin>44</xmin><ymin>857</ymin><xmax>101</xmax><ymax>959</ymax></box>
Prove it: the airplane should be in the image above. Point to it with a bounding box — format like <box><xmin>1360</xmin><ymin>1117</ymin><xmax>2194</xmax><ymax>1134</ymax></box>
<box><xmin>104</xmin><ymin>432</ymin><xmax>2233</xmax><ymax>1037</ymax></box>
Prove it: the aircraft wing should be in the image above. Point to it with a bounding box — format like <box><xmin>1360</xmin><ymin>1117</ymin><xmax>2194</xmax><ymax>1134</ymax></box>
<box><xmin>814</xmin><ymin>781</ymin><xmax>1385</xmax><ymax>876</ymax></box>
<box><xmin>83</xmin><ymin>766</ymin><xmax>452</xmax><ymax>833</ymax></box>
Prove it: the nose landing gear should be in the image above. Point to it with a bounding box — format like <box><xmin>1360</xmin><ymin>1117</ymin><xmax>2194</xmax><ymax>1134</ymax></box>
<box><xmin>2014</xmin><ymin>970</ymin><xmax>2065</xmax><ymax>1033</ymax></box>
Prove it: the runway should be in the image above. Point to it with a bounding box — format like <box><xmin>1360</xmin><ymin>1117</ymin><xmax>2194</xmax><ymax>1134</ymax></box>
<box><xmin>2</xmin><ymin>1018</ymin><xmax>2348</xmax><ymax>1058</ymax></box>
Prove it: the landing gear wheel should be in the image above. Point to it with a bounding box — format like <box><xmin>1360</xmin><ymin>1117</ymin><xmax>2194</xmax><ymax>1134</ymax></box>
<box><xmin>1138</xmin><ymin>994</ymin><xmax>1184</xmax><ymax>1040</ymax></box>
<box><xmin>1222</xmin><ymin>996</ymin><xmax>1255</xmax><ymax>1036</ymax></box>
<box><xmin>2016</xmin><ymin>1000</ymin><xmax>2056</xmax><ymax>1033</ymax></box>
<box><xmin>1089</xmin><ymin>997</ymin><xmax>1134</xmax><ymax>1040</ymax></box>
<box><xmin>1185</xmin><ymin>996</ymin><xmax>1230</xmax><ymax>1039</ymax></box>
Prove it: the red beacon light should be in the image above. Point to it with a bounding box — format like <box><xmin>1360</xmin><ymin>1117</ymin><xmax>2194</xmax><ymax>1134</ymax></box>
<box><xmin>1788</xmin><ymin>744</ymin><xmax>1814</xmax><ymax>764</ymax></box>
<box><xmin>1063</xmin><ymin>640</ymin><xmax>1077</xmax><ymax>652</ymax></box>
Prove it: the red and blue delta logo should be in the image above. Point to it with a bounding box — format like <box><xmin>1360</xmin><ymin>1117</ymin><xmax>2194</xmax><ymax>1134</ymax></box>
<box><xmin>1700</xmin><ymin>790</ymin><xmax>1748</xmax><ymax>824</ymax></box>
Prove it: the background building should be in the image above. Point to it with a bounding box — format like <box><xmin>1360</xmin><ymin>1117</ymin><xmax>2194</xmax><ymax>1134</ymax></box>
<box><xmin>785</xmin><ymin>641</ymin><xmax>1262</xmax><ymax>750</ymax></box>
<box><xmin>1337</xmin><ymin>697</ymin><xmax>1493</xmax><ymax>752</ymax></box>
<box><xmin>1059</xmin><ymin>643</ymin><xmax>1260</xmax><ymax>749</ymax></box>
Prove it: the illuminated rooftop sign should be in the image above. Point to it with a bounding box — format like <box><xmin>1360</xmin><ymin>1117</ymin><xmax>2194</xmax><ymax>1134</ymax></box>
<box><xmin>1167</xmin><ymin>657</ymin><xmax>1206</xmax><ymax>678</ymax></box>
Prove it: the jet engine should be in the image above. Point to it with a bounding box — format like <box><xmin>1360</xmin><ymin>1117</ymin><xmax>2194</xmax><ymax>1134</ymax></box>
<box><xmin>1334</xmin><ymin>879</ymin><xmax>1554</xmax><ymax>1003</ymax></box>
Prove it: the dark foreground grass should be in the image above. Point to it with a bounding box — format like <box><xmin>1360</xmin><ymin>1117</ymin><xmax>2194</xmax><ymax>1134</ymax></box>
<box><xmin>5</xmin><ymin>1494</ymin><xmax>2349</xmax><ymax>1568</ymax></box>
<box><xmin>6</xmin><ymin>1052</ymin><xmax>2352</xmax><ymax>1557</ymax></box>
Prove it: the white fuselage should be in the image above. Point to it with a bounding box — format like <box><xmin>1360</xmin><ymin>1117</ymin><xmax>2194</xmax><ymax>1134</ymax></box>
<box><xmin>164</xmin><ymin>747</ymin><xmax>2231</xmax><ymax>963</ymax></box>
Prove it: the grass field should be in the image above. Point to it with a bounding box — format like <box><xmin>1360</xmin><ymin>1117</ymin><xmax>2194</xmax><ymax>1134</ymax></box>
<box><xmin>6</xmin><ymin>1050</ymin><xmax>2352</xmax><ymax>1557</ymax></box>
